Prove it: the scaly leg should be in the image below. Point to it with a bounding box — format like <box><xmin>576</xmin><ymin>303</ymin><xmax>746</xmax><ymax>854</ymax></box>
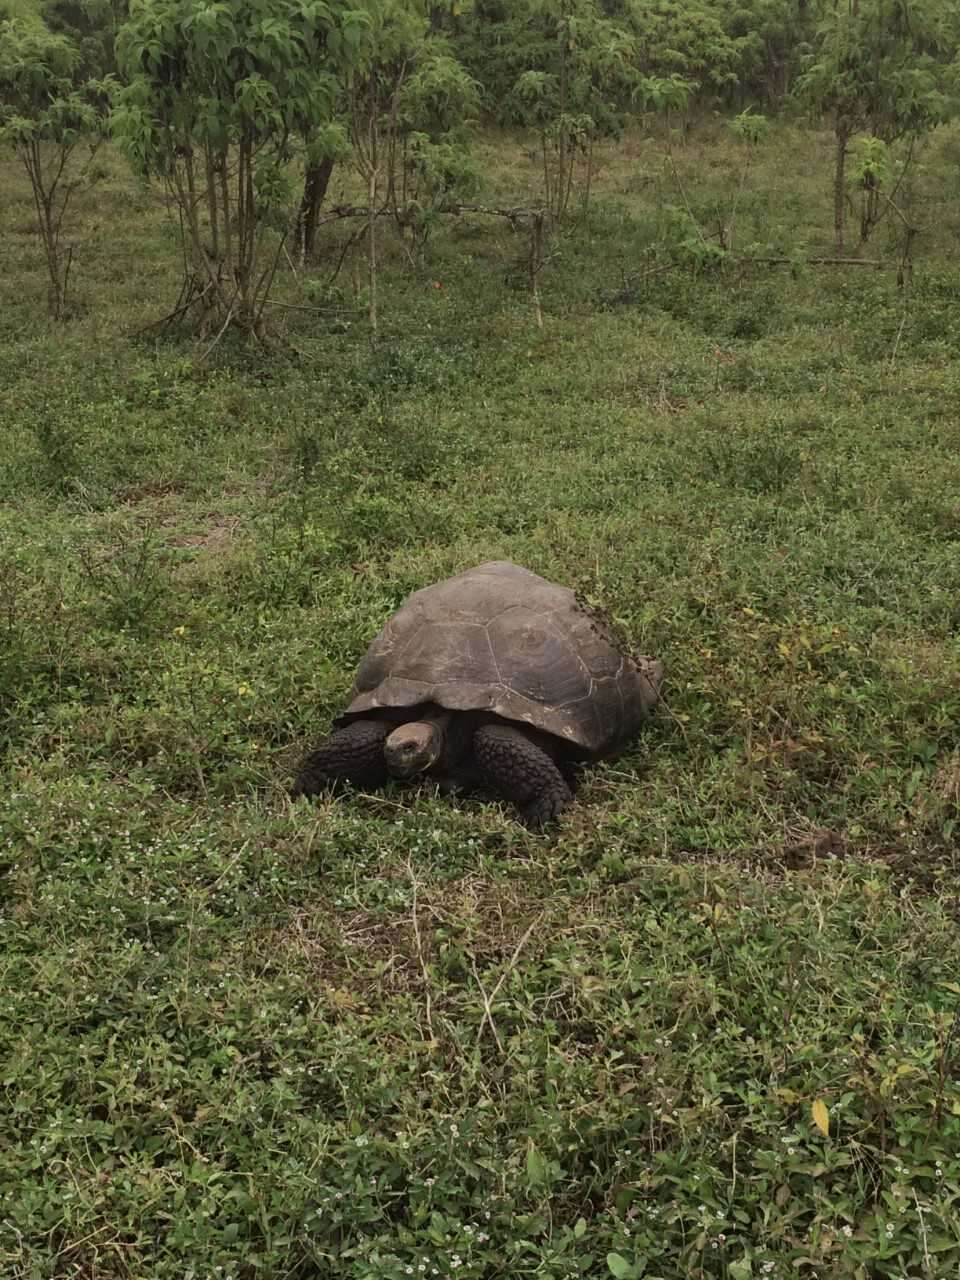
<box><xmin>291</xmin><ymin>719</ymin><xmax>393</xmax><ymax>797</ymax></box>
<box><xmin>473</xmin><ymin>723</ymin><xmax>573</xmax><ymax>829</ymax></box>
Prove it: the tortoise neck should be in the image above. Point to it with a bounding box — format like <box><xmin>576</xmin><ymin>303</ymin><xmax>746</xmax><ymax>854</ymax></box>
<box><xmin>417</xmin><ymin>705</ymin><xmax>453</xmax><ymax>731</ymax></box>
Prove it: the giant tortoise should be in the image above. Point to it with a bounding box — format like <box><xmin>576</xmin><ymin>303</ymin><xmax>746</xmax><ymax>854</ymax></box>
<box><xmin>291</xmin><ymin>561</ymin><xmax>663</xmax><ymax>827</ymax></box>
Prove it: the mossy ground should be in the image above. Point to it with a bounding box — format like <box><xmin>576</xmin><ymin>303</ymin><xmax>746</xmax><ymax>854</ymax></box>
<box><xmin>2</xmin><ymin>120</ymin><xmax>959</xmax><ymax>1278</ymax></box>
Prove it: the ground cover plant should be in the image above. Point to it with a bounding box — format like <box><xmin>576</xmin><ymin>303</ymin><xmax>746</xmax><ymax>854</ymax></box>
<box><xmin>2</xmin><ymin>84</ymin><xmax>960</xmax><ymax>1280</ymax></box>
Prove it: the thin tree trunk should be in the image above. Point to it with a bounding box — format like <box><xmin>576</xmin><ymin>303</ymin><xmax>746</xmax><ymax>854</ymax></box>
<box><xmin>180</xmin><ymin>148</ymin><xmax>221</xmax><ymax>331</ymax></box>
<box><xmin>557</xmin><ymin>27</ymin><xmax>567</xmax><ymax>219</ymax></box>
<box><xmin>219</xmin><ymin>147</ymin><xmax>232</xmax><ymax>281</ymax></box>
<box><xmin>205</xmin><ymin>144</ymin><xmax>220</xmax><ymax>261</ymax></box>
<box><xmin>859</xmin><ymin>179</ymin><xmax>878</xmax><ymax>244</ymax></box>
<box><xmin>530</xmin><ymin>212</ymin><xmax>544</xmax><ymax>329</ymax></box>
<box><xmin>183</xmin><ymin>147</ymin><xmax>201</xmax><ymax>258</ymax></box>
<box><xmin>297</xmin><ymin>154</ymin><xmax>335</xmax><ymax>261</ymax></box>
<box><xmin>24</xmin><ymin>142</ymin><xmax>66</xmax><ymax>319</ymax></box>
<box><xmin>237</xmin><ymin>130</ymin><xmax>257</xmax><ymax>330</ymax></box>
<box><xmin>541</xmin><ymin>133</ymin><xmax>552</xmax><ymax>219</ymax></box>
<box><xmin>368</xmin><ymin>159</ymin><xmax>379</xmax><ymax>342</ymax></box>
<box><xmin>183</xmin><ymin>148</ymin><xmax>211</xmax><ymax>288</ymax></box>
<box><xmin>580</xmin><ymin>135</ymin><xmax>594</xmax><ymax>223</ymax></box>
<box><xmin>834</xmin><ymin>120</ymin><xmax>848</xmax><ymax>256</ymax></box>
<box><xmin>561</xmin><ymin>125</ymin><xmax>576</xmax><ymax>220</ymax></box>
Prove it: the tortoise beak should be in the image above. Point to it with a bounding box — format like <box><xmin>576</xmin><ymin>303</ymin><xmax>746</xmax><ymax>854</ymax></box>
<box><xmin>391</xmin><ymin>741</ymin><xmax>428</xmax><ymax>777</ymax></box>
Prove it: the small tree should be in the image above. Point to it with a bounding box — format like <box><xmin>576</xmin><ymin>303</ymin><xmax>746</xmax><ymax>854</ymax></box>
<box><xmin>720</xmin><ymin>106</ymin><xmax>768</xmax><ymax>251</ymax></box>
<box><xmin>510</xmin><ymin>0</ymin><xmax>640</xmax><ymax>222</ymax></box>
<box><xmin>296</xmin><ymin>24</ymin><xmax>478</xmax><ymax>265</ymax></box>
<box><xmin>112</xmin><ymin>0</ymin><xmax>371</xmax><ymax>339</ymax></box>
<box><xmin>340</xmin><ymin>0</ymin><xmax>424</xmax><ymax>338</ymax></box>
<box><xmin>339</xmin><ymin>6</ymin><xmax>479</xmax><ymax>331</ymax></box>
<box><xmin>390</xmin><ymin>41</ymin><xmax>480</xmax><ymax>244</ymax></box>
<box><xmin>796</xmin><ymin>0</ymin><xmax>954</xmax><ymax>255</ymax></box>
<box><xmin>0</xmin><ymin>19</ymin><xmax>108</xmax><ymax>318</ymax></box>
<box><xmin>296</xmin><ymin>118</ymin><xmax>350</xmax><ymax>263</ymax></box>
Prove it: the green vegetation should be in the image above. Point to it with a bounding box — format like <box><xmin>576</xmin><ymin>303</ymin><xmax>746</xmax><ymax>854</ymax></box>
<box><xmin>2</xmin><ymin>0</ymin><xmax>960</xmax><ymax>1274</ymax></box>
<box><xmin>0</xmin><ymin>18</ymin><xmax>110</xmax><ymax>318</ymax></box>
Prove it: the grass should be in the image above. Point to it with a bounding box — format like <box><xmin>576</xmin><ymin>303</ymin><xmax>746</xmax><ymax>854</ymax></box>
<box><xmin>1</xmin><ymin>117</ymin><xmax>960</xmax><ymax>1279</ymax></box>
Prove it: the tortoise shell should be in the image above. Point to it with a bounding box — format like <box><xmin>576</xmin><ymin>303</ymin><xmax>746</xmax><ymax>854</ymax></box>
<box><xmin>337</xmin><ymin>561</ymin><xmax>662</xmax><ymax>757</ymax></box>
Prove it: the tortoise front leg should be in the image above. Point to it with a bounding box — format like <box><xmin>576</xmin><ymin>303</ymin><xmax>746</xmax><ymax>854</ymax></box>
<box><xmin>291</xmin><ymin>719</ymin><xmax>393</xmax><ymax>797</ymax></box>
<box><xmin>473</xmin><ymin>724</ymin><xmax>573</xmax><ymax>829</ymax></box>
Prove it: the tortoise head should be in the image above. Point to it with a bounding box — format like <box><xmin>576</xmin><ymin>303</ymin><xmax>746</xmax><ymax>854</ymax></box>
<box><xmin>384</xmin><ymin>718</ymin><xmax>445</xmax><ymax>779</ymax></box>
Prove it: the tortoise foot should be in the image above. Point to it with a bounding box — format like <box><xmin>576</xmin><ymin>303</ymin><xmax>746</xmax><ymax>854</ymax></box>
<box><xmin>473</xmin><ymin>723</ymin><xmax>573</xmax><ymax>830</ymax></box>
<box><xmin>519</xmin><ymin>789</ymin><xmax>572</xmax><ymax>831</ymax></box>
<box><xmin>291</xmin><ymin>719</ymin><xmax>393</xmax><ymax>797</ymax></box>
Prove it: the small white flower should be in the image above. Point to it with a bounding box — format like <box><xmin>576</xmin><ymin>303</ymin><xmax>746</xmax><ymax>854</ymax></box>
<box><xmin>842</xmin><ymin>1225</ymin><xmax>853</xmax><ymax>1238</ymax></box>
<box><xmin>886</xmin><ymin>1223</ymin><xmax>895</xmax><ymax>1233</ymax></box>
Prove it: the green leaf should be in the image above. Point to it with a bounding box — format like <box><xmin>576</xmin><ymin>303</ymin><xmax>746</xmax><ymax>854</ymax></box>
<box><xmin>574</xmin><ymin>1216</ymin><xmax>587</xmax><ymax>1238</ymax></box>
<box><xmin>525</xmin><ymin>1143</ymin><xmax>547</xmax><ymax>1186</ymax></box>
<box><xmin>607</xmin><ymin>1254</ymin><xmax>631</xmax><ymax>1279</ymax></box>
<box><xmin>811</xmin><ymin>1098</ymin><xmax>830</xmax><ymax>1137</ymax></box>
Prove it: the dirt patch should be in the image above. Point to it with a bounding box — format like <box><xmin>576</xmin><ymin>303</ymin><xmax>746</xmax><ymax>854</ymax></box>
<box><xmin>932</xmin><ymin>753</ymin><xmax>960</xmax><ymax>803</ymax></box>
<box><xmin>780</xmin><ymin>826</ymin><xmax>847</xmax><ymax>870</ymax></box>
<box><xmin>260</xmin><ymin>873</ymin><xmax>568</xmax><ymax>1005</ymax></box>
<box><xmin>118</xmin><ymin>481</ymin><xmax>181</xmax><ymax>507</ymax></box>
<box><xmin>117</xmin><ymin>488</ymin><xmax>241</xmax><ymax>553</ymax></box>
<box><xmin>166</xmin><ymin>514</ymin><xmax>240</xmax><ymax>552</ymax></box>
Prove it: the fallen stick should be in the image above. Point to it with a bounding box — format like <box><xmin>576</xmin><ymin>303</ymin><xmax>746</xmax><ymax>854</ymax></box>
<box><xmin>736</xmin><ymin>255</ymin><xmax>881</xmax><ymax>267</ymax></box>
